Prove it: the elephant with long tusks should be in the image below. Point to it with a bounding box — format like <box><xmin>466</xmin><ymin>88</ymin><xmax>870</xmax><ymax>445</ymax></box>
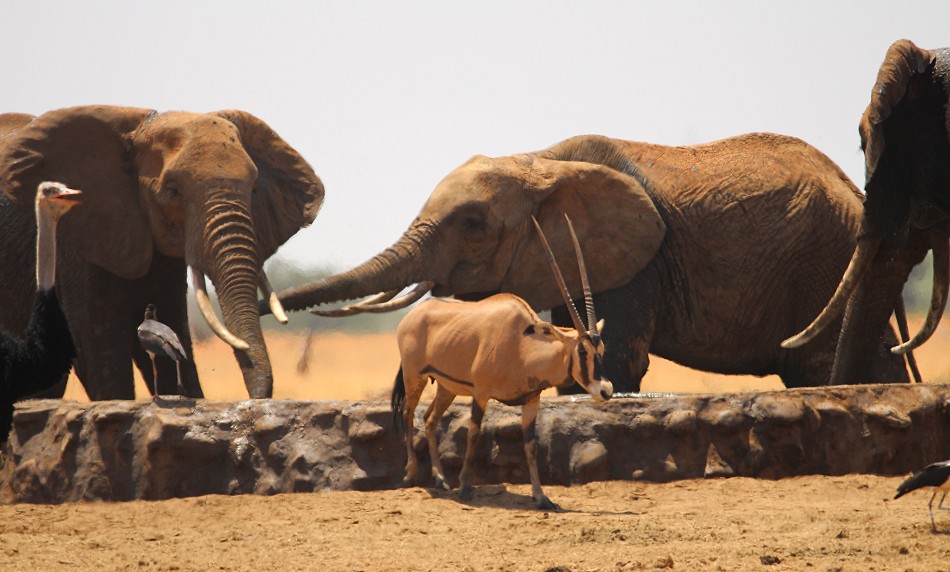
<box><xmin>0</xmin><ymin>106</ymin><xmax>324</xmax><ymax>399</ymax></box>
<box><xmin>784</xmin><ymin>39</ymin><xmax>950</xmax><ymax>385</ymax></box>
<box><xmin>267</xmin><ymin>132</ymin><xmax>914</xmax><ymax>392</ymax></box>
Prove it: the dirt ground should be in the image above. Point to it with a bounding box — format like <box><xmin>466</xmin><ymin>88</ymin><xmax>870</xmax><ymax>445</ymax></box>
<box><xmin>1</xmin><ymin>476</ymin><xmax>948</xmax><ymax>571</ymax></box>
<box><xmin>7</xmin><ymin>321</ymin><xmax>949</xmax><ymax>571</ymax></box>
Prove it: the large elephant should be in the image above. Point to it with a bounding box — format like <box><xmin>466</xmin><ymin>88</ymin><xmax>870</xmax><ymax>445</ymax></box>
<box><xmin>269</xmin><ymin>132</ymin><xmax>910</xmax><ymax>392</ymax></box>
<box><xmin>0</xmin><ymin>106</ymin><xmax>324</xmax><ymax>399</ymax></box>
<box><xmin>784</xmin><ymin>39</ymin><xmax>950</xmax><ymax>384</ymax></box>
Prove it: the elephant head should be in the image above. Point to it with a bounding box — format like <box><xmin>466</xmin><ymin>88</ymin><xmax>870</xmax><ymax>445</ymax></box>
<box><xmin>0</xmin><ymin>106</ymin><xmax>323</xmax><ymax>398</ymax></box>
<box><xmin>783</xmin><ymin>39</ymin><xmax>950</xmax><ymax>383</ymax></box>
<box><xmin>271</xmin><ymin>143</ymin><xmax>666</xmax><ymax>326</ymax></box>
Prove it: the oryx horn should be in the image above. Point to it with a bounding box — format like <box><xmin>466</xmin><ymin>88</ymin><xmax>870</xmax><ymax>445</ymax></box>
<box><xmin>531</xmin><ymin>215</ymin><xmax>586</xmax><ymax>333</ymax></box>
<box><xmin>564</xmin><ymin>214</ymin><xmax>597</xmax><ymax>334</ymax></box>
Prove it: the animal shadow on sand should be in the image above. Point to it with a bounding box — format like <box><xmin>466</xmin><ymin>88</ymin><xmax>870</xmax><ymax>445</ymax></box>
<box><xmin>425</xmin><ymin>484</ymin><xmax>641</xmax><ymax>516</ymax></box>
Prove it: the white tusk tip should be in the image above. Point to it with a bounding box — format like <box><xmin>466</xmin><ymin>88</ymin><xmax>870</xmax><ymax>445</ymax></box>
<box><xmin>780</xmin><ymin>337</ymin><xmax>803</xmax><ymax>349</ymax></box>
<box><xmin>269</xmin><ymin>293</ymin><xmax>289</xmax><ymax>324</ymax></box>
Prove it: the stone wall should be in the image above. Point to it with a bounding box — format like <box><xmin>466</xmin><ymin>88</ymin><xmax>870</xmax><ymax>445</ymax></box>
<box><xmin>1</xmin><ymin>383</ymin><xmax>949</xmax><ymax>503</ymax></box>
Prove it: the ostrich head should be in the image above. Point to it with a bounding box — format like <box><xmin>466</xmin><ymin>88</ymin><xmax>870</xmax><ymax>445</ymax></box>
<box><xmin>36</xmin><ymin>181</ymin><xmax>83</xmax><ymax>219</ymax></box>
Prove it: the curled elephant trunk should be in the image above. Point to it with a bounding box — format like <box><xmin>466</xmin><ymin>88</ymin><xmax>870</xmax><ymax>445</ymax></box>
<box><xmin>891</xmin><ymin>236</ymin><xmax>950</xmax><ymax>355</ymax></box>
<box><xmin>781</xmin><ymin>236</ymin><xmax>882</xmax><ymax>349</ymax></box>
<box><xmin>270</xmin><ymin>219</ymin><xmax>435</xmax><ymax>315</ymax></box>
<box><xmin>199</xmin><ymin>198</ymin><xmax>274</xmax><ymax>398</ymax></box>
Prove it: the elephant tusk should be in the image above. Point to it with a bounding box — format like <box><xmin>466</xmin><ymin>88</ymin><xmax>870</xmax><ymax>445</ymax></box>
<box><xmin>891</xmin><ymin>236</ymin><xmax>949</xmax><ymax>355</ymax></box>
<box><xmin>349</xmin><ymin>281</ymin><xmax>434</xmax><ymax>313</ymax></box>
<box><xmin>781</xmin><ymin>236</ymin><xmax>882</xmax><ymax>349</ymax></box>
<box><xmin>190</xmin><ymin>266</ymin><xmax>251</xmax><ymax>352</ymax></box>
<box><xmin>311</xmin><ymin>282</ymin><xmax>434</xmax><ymax>317</ymax></box>
<box><xmin>309</xmin><ymin>288</ymin><xmax>402</xmax><ymax>317</ymax></box>
<box><xmin>351</xmin><ymin>288</ymin><xmax>403</xmax><ymax>307</ymax></box>
<box><xmin>258</xmin><ymin>272</ymin><xmax>289</xmax><ymax>325</ymax></box>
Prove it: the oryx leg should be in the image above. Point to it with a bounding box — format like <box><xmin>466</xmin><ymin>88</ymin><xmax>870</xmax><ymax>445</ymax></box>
<box><xmin>401</xmin><ymin>376</ymin><xmax>427</xmax><ymax>487</ymax></box>
<box><xmin>458</xmin><ymin>397</ymin><xmax>487</xmax><ymax>501</ymax></box>
<box><xmin>423</xmin><ymin>385</ymin><xmax>456</xmax><ymax>491</ymax></box>
<box><xmin>522</xmin><ymin>396</ymin><xmax>557</xmax><ymax>511</ymax></box>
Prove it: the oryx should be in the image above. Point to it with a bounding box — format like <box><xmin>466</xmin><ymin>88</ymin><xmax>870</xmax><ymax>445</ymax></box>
<box><xmin>391</xmin><ymin>214</ymin><xmax>614</xmax><ymax>510</ymax></box>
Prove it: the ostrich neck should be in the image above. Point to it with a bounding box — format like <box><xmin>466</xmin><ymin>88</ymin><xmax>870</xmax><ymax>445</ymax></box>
<box><xmin>35</xmin><ymin>205</ymin><xmax>57</xmax><ymax>292</ymax></box>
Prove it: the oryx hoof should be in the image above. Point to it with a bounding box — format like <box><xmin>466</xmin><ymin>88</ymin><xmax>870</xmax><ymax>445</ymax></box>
<box><xmin>434</xmin><ymin>476</ymin><xmax>451</xmax><ymax>491</ymax></box>
<box><xmin>458</xmin><ymin>485</ymin><xmax>474</xmax><ymax>501</ymax></box>
<box><xmin>536</xmin><ymin>496</ymin><xmax>560</xmax><ymax>512</ymax></box>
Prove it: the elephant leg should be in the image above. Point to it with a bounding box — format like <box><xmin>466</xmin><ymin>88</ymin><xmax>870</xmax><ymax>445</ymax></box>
<box><xmin>60</xmin><ymin>260</ymin><xmax>138</xmax><ymax>400</ymax></box>
<box><xmin>553</xmin><ymin>274</ymin><xmax>657</xmax><ymax>394</ymax></box>
<box><xmin>73</xmin><ymin>327</ymin><xmax>136</xmax><ymax>400</ymax></box>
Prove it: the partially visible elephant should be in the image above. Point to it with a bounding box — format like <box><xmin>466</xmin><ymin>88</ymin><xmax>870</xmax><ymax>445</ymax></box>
<box><xmin>784</xmin><ymin>39</ymin><xmax>950</xmax><ymax>384</ymax></box>
<box><xmin>269</xmin><ymin>132</ymin><xmax>910</xmax><ymax>392</ymax></box>
<box><xmin>0</xmin><ymin>106</ymin><xmax>324</xmax><ymax>399</ymax></box>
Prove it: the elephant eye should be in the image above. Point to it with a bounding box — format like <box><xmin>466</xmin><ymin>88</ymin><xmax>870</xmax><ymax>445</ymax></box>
<box><xmin>163</xmin><ymin>182</ymin><xmax>182</xmax><ymax>199</ymax></box>
<box><xmin>460</xmin><ymin>215</ymin><xmax>484</xmax><ymax>233</ymax></box>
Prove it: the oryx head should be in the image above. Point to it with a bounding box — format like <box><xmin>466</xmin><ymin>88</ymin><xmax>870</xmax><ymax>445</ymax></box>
<box><xmin>532</xmin><ymin>215</ymin><xmax>614</xmax><ymax>402</ymax></box>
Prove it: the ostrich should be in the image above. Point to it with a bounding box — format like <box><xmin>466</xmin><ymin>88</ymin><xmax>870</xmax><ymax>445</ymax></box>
<box><xmin>0</xmin><ymin>182</ymin><xmax>82</xmax><ymax>442</ymax></box>
<box><xmin>137</xmin><ymin>304</ymin><xmax>187</xmax><ymax>398</ymax></box>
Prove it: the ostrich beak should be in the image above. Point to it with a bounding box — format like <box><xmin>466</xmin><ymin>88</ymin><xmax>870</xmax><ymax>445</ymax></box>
<box><xmin>51</xmin><ymin>188</ymin><xmax>83</xmax><ymax>204</ymax></box>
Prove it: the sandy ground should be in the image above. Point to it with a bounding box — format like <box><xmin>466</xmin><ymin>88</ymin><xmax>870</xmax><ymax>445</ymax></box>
<box><xmin>10</xmin><ymin>319</ymin><xmax>949</xmax><ymax>571</ymax></box>
<box><xmin>1</xmin><ymin>476</ymin><xmax>948</xmax><ymax>571</ymax></box>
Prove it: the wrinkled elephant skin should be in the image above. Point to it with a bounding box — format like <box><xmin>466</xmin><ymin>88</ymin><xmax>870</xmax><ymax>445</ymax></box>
<box><xmin>273</xmin><ymin>133</ymin><xmax>910</xmax><ymax>391</ymax></box>
<box><xmin>0</xmin><ymin>106</ymin><xmax>324</xmax><ymax>399</ymax></box>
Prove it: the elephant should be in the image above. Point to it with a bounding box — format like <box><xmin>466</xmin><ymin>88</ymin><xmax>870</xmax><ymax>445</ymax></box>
<box><xmin>0</xmin><ymin>106</ymin><xmax>324</xmax><ymax>399</ymax></box>
<box><xmin>267</xmin><ymin>132</ymin><xmax>912</xmax><ymax>392</ymax></box>
<box><xmin>783</xmin><ymin>39</ymin><xmax>950</xmax><ymax>384</ymax></box>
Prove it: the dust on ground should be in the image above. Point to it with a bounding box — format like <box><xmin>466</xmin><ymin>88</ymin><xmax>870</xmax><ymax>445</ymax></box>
<box><xmin>1</xmin><ymin>476</ymin><xmax>948</xmax><ymax>571</ymax></box>
<box><xmin>20</xmin><ymin>318</ymin><xmax>950</xmax><ymax>571</ymax></box>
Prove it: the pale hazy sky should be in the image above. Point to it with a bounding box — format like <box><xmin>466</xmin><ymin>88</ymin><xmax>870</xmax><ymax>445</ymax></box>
<box><xmin>5</xmin><ymin>1</ymin><xmax>949</xmax><ymax>270</ymax></box>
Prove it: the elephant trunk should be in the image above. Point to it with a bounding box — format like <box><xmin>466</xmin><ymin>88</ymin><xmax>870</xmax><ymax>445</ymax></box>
<box><xmin>201</xmin><ymin>196</ymin><xmax>273</xmax><ymax>398</ymax></box>
<box><xmin>829</xmin><ymin>238</ymin><xmax>929</xmax><ymax>385</ymax></box>
<box><xmin>272</xmin><ymin>219</ymin><xmax>435</xmax><ymax>313</ymax></box>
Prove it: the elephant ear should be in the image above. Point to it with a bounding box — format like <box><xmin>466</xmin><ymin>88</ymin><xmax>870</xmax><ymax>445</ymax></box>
<box><xmin>860</xmin><ymin>39</ymin><xmax>936</xmax><ymax>181</ymax></box>
<box><xmin>0</xmin><ymin>105</ymin><xmax>155</xmax><ymax>279</ymax></box>
<box><xmin>213</xmin><ymin>110</ymin><xmax>325</xmax><ymax>260</ymax></box>
<box><xmin>0</xmin><ymin>113</ymin><xmax>34</xmax><ymax>138</ymax></box>
<box><xmin>502</xmin><ymin>157</ymin><xmax>666</xmax><ymax>310</ymax></box>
